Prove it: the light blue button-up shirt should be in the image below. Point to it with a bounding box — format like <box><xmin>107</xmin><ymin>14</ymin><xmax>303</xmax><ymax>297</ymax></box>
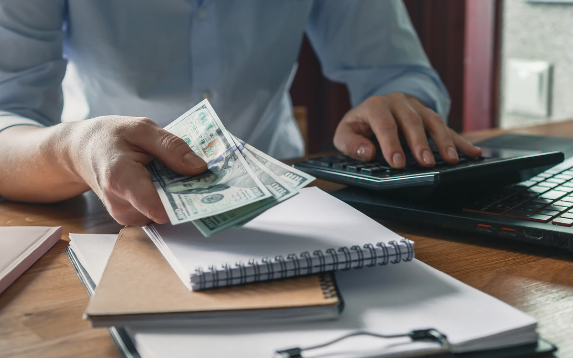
<box><xmin>0</xmin><ymin>0</ymin><xmax>450</xmax><ymax>159</ymax></box>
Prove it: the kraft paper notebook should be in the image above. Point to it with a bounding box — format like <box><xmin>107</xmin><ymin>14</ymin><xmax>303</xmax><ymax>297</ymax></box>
<box><xmin>84</xmin><ymin>226</ymin><xmax>343</xmax><ymax>327</ymax></box>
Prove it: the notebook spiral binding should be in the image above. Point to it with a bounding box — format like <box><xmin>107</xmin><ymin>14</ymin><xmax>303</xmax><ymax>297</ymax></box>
<box><xmin>318</xmin><ymin>273</ymin><xmax>338</xmax><ymax>299</ymax></box>
<box><xmin>193</xmin><ymin>238</ymin><xmax>414</xmax><ymax>289</ymax></box>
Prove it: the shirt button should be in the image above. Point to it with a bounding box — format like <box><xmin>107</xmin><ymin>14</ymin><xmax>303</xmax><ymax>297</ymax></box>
<box><xmin>202</xmin><ymin>91</ymin><xmax>212</xmax><ymax>101</ymax></box>
<box><xmin>199</xmin><ymin>8</ymin><xmax>207</xmax><ymax>19</ymax></box>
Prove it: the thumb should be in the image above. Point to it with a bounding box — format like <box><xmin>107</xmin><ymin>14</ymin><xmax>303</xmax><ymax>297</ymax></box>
<box><xmin>333</xmin><ymin>122</ymin><xmax>376</xmax><ymax>161</ymax></box>
<box><xmin>133</xmin><ymin>122</ymin><xmax>207</xmax><ymax>175</ymax></box>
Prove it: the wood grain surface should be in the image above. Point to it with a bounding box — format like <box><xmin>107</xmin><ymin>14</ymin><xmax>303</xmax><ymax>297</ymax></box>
<box><xmin>1</xmin><ymin>122</ymin><xmax>573</xmax><ymax>357</ymax></box>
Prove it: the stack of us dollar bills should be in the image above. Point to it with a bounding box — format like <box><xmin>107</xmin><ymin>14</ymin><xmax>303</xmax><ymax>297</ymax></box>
<box><xmin>147</xmin><ymin>100</ymin><xmax>315</xmax><ymax>237</ymax></box>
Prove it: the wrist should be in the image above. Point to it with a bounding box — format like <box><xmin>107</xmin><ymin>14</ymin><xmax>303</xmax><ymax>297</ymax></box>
<box><xmin>42</xmin><ymin>122</ymin><xmax>86</xmax><ymax>186</ymax></box>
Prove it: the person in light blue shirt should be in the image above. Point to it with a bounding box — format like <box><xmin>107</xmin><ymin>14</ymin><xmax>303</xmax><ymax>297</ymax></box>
<box><xmin>0</xmin><ymin>0</ymin><xmax>481</xmax><ymax>226</ymax></box>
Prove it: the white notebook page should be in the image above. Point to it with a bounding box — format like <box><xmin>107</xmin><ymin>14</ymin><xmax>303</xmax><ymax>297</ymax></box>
<box><xmin>151</xmin><ymin>187</ymin><xmax>409</xmax><ymax>288</ymax></box>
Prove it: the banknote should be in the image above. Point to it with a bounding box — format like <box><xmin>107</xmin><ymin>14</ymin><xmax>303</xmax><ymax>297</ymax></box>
<box><xmin>233</xmin><ymin>136</ymin><xmax>316</xmax><ymax>190</ymax></box>
<box><xmin>193</xmin><ymin>140</ymin><xmax>299</xmax><ymax>236</ymax></box>
<box><xmin>148</xmin><ymin>100</ymin><xmax>272</xmax><ymax>225</ymax></box>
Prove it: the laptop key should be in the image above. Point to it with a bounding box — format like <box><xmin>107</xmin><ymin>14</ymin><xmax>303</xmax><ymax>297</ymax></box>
<box><xmin>516</xmin><ymin>180</ymin><xmax>538</xmax><ymax>187</ymax></box>
<box><xmin>536</xmin><ymin>181</ymin><xmax>558</xmax><ymax>188</ymax></box>
<box><xmin>544</xmin><ymin>205</ymin><xmax>568</xmax><ymax>212</ymax></box>
<box><xmin>560</xmin><ymin>196</ymin><xmax>573</xmax><ymax>203</ymax></box>
<box><xmin>552</xmin><ymin>217</ymin><xmax>573</xmax><ymax>226</ymax></box>
<box><xmin>538</xmin><ymin>210</ymin><xmax>560</xmax><ymax>217</ymax></box>
<box><xmin>505</xmin><ymin>211</ymin><xmax>551</xmax><ymax>222</ymax></box>
<box><xmin>553</xmin><ymin>186</ymin><xmax>573</xmax><ymax>193</ymax></box>
<box><xmin>559</xmin><ymin>212</ymin><xmax>573</xmax><ymax>219</ymax></box>
<box><xmin>553</xmin><ymin>200</ymin><xmax>573</xmax><ymax>208</ymax></box>
<box><xmin>531</xmin><ymin>197</ymin><xmax>553</xmax><ymax>205</ymax></box>
<box><xmin>540</xmin><ymin>190</ymin><xmax>568</xmax><ymax>200</ymax></box>
<box><xmin>544</xmin><ymin>178</ymin><xmax>567</xmax><ymax>184</ymax></box>
<box><xmin>516</xmin><ymin>203</ymin><xmax>546</xmax><ymax>212</ymax></box>
<box><xmin>529</xmin><ymin>185</ymin><xmax>552</xmax><ymax>194</ymax></box>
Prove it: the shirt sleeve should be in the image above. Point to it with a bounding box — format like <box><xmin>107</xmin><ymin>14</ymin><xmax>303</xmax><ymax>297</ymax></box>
<box><xmin>0</xmin><ymin>0</ymin><xmax>67</xmax><ymax>132</ymax></box>
<box><xmin>305</xmin><ymin>0</ymin><xmax>451</xmax><ymax>121</ymax></box>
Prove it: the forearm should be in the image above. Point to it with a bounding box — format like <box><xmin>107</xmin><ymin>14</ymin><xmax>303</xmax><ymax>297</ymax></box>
<box><xmin>0</xmin><ymin>124</ymin><xmax>89</xmax><ymax>202</ymax></box>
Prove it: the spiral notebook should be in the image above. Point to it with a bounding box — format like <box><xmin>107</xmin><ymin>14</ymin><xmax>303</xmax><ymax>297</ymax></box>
<box><xmin>145</xmin><ymin>187</ymin><xmax>414</xmax><ymax>290</ymax></box>
<box><xmin>83</xmin><ymin>227</ymin><xmax>343</xmax><ymax>327</ymax></box>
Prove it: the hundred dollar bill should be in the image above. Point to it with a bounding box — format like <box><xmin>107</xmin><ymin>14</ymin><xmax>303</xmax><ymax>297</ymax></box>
<box><xmin>193</xmin><ymin>142</ymin><xmax>299</xmax><ymax>236</ymax></box>
<box><xmin>233</xmin><ymin>136</ymin><xmax>316</xmax><ymax>190</ymax></box>
<box><xmin>148</xmin><ymin>100</ymin><xmax>272</xmax><ymax>225</ymax></box>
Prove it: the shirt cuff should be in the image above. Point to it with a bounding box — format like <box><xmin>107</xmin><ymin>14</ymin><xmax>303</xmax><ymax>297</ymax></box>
<box><xmin>0</xmin><ymin>112</ymin><xmax>46</xmax><ymax>132</ymax></box>
<box><xmin>369</xmin><ymin>68</ymin><xmax>452</xmax><ymax>123</ymax></box>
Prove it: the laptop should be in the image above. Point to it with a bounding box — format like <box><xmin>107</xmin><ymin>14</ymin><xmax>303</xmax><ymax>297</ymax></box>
<box><xmin>330</xmin><ymin>134</ymin><xmax>573</xmax><ymax>252</ymax></box>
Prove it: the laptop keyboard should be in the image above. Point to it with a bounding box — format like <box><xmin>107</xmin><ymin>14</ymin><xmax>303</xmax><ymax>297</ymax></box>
<box><xmin>463</xmin><ymin>165</ymin><xmax>573</xmax><ymax>226</ymax></box>
<box><xmin>305</xmin><ymin>151</ymin><xmax>482</xmax><ymax>177</ymax></box>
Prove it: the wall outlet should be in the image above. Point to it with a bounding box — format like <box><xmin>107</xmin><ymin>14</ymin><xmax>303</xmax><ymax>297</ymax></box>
<box><xmin>504</xmin><ymin>59</ymin><xmax>552</xmax><ymax>117</ymax></box>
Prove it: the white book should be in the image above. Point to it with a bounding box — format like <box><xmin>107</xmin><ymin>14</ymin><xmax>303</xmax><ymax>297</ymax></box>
<box><xmin>68</xmin><ymin>233</ymin><xmax>539</xmax><ymax>358</ymax></box>
<box><xmin>0</xmin><ymin>226</ymin><xmax>62</xmax><ymax>295</ymax></box>
<box><xmin>144</xmin><ymin>187</ymin><xmax>414</xmax><ymax>290</ymax></box>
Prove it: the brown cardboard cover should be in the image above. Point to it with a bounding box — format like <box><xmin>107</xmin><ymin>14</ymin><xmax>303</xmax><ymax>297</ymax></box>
<box><xmin>85</xmin><ymin>226</ymin><xmax>337</xmax><ymax>319</ymax></box>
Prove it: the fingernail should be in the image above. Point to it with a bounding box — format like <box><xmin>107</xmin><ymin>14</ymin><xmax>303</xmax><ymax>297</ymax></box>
<box><xmin>422</xmin><ymin>149</ymin><xmax>434</xmax><ymax>165</ymax></box>
<box><xmin>447</xmin><ymin>146</ymin><xmax>459</xmax><ymax>161</ymax></box>
<box><xmin>392</xmin><ymin>153</ymin><xmax>405</xmax><ymax>168</ymax></box>
<box><xmin>183</xmin><ymin>152</ymin><xmax>206</xmax><ymax>168</ymax></box>
<box><xmin>357</xmin><ymin>145</ymin><xmax>369</xmax><ymax>160</ymax></box>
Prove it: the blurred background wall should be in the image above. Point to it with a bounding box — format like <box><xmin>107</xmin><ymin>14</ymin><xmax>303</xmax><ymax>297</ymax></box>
<box><xmin>499</xmin><ymin>0</ymin><xmax>573</xmax><ymax>129</ymax></box>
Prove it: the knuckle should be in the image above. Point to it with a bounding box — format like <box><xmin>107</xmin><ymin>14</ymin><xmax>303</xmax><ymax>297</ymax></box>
<box><xmin>373</xmin><ymin>118</ymin><xmax>398</xmax><ymax>133</ymax></box>
<box><xmin>135</xmin><ymin>117</ymin><xmax>155</xmax><ymax>126</ymax></box>
<box><xmin>426</xmin><ymin>114</ymin><xmax>446</xmax><ymax>129</ymax></box>
<box><xmin>363</xmin><ymin>95</ymin><xmax>388</xmax><ymax>108</ymax></box>
<box><xmin>118</xmin><ymin>117</ymin><xmax>155</xmax><ymax>137</ymax></box>
<box><xmin>107</xmin><ymin>207</ymin><xmax>130</xmax><ymax>225</ymax></box>
<box><xmin>109</xmin><ymin>207</ymin><xmax>148</xmax><ymax>226</ymax></box>
<box><xmin>132</xmin><ymin>217</ymin><xmax>152</xmax><ymax>227</ymax></box>
<box><xmin>410</xmin><ymin>138</ymin><xmax>429</xmax><ymax>150</ymax></box>
<box><xmin>159</xmin><ymin>132</ymin><xmax>186</xmax><ymax>153</ymax></box>
<box><xmin>146</xmin><ymin>208</ymin><xmax>164</xmax><ymax>223</ymax></box>
<box><xmin>402</xmin><ymin>113</ymin><xmax>423</xmax><ymax>127</ymax></box>
<box><xmin>388</xmin><ymin>92</ymin><xmax>406</xmax><ymax>101</ymax></box>
<box><xmin>99</xmin><ymin>163</ymin><xmax>124</xmax><ymax>195</ymax></box>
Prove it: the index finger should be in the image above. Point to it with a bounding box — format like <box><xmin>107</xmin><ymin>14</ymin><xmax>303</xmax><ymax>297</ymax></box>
<box><xmin>114</xmin><ymin>162</ymin><xmax>170</xmax><ymax>224</ymax></box>
<box><xmin>366</xmin><ymin>106</ymin><xmax>407</xmax><ymax>168</ymax></box>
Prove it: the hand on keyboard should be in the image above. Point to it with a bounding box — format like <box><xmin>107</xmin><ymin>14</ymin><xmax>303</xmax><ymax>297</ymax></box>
<box><xmin>333</xmin><ymin>93</ymin><xmax>482</xmax><ymax>169</ymax></box>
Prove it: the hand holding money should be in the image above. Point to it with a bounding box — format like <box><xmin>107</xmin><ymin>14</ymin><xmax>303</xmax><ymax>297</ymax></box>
<box><xmin>148</xmin><ymin>100</ymin><xmax>315</xmax><ymax>236</ymax></box>
<box><xmin>55</xmin><ymin>115</ymin><xmax>208</xmax><ymax>226</ymax></box>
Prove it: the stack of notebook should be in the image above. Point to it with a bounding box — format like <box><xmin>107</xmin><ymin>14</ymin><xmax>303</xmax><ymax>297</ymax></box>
<box><xmin>68</xmin><ymin>187</ymin><xmax>553</xmax><ymax>357</ymax></box>
<box><xmin>69</xmin><ymin>232</ymin><xmax>549</xmax><ymax>357</ymax></box>
<box><xmin>82</xmin><ymin>187</ymin><xmax>412</xmax><ymax>327</ymax></box>
<box><xmin>83</xmin><ymin>226</ymin><xmax>343</xmax><ymax>327</ymax></box>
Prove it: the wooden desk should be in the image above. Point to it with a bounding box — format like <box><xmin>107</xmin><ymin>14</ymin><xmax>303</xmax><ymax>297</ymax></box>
<box><xmin>2</xmin><ymin>121</ymin><xmax>573</xmax><ymax>357</ymax></box>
